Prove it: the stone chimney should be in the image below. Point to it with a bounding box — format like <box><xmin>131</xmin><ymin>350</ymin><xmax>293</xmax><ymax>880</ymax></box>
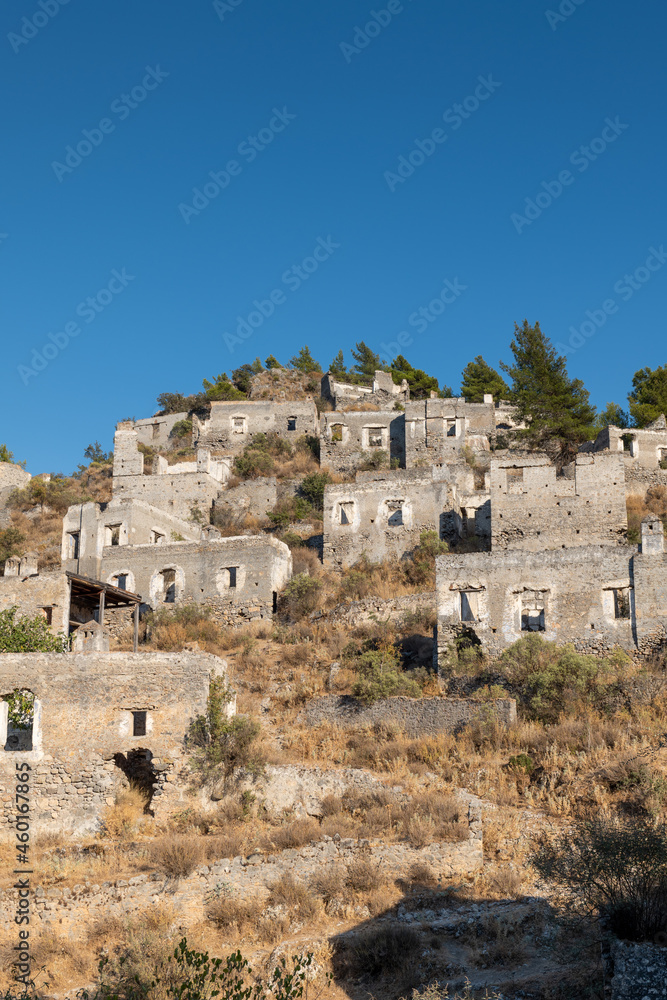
<box><xmin>19</xmin><ymin>552</ymin><xmax>38</xmax><ymax>577</ymax></box>
<box><xmin>3</xmin><ymin>556</ymin><xmax>20</xmax><ymax>577</ymax></box>
<box><xmin>641</xmin><ymin>515</ymin><xmax>664</xmax><ymax>555</ymax></box>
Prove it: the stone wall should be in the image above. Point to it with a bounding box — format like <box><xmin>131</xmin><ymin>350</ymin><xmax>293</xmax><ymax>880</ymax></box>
<box><xmin>194</xmin><ymin>400</ymin><xmax>318</xmax><ymax>454</ymax></box>
<box><xmin>0</xmin><ymin>462</ymin><xmax>31</xmax><ymax>527</ymax></box>
<box><xmin>321</xmin><ymin>370</ymin><xmax>410</xmax><ymax>410</ymax></box>
<box><xmin>315</xmin><ymin>591</ymin><xmax>436</xmax><ymax>627</ymax></box>
<box><xmin>212</xmin><ymin>477</ymin><xmax>278</xmax><ymax>523</ymax></box>
<box><xmin>0</xmin><ymin>570</ymin><xmax>69</xmax><ymax>634</ymax></box>
<box><xmin>594</xmin><ymin>415</ymin><xmax>667</xmax><ymax>469</ymax></box>
<box><xmin>299</xmin><ymin>695</ymin><xmax>517</xmax><ymax>736</ymax></box>
<box><xmin>0</xmin><ymin>651</ymin><xmax>229</xmax><ymax>837</ymax></box>
<box><xmin>491</xmin><ymin>453</ymin><xmax>628</xmax><ymax>551</ymax></box>
<box><xmin>0</xmin><ymin>802</ymin><xmax>483</xmax><ymax>938</ymax></box>
<box><xmin>132</xmin><ymin>412</ymin><xmax>190</xmax><ymax>451</ymax></box>
<box><xmin>624</xmin><ymin>464</ymin><xmax>667</xmax><ymax>497</ymax></box>
<box><xmin>323</xmin><ymin>469</ymin><xmax>455</xmax><ymax>569</ymax></box>
<box><xmin>404</xmin><ymin>398</ymin><xmax>494</xmax><ymax>467</ymax></box>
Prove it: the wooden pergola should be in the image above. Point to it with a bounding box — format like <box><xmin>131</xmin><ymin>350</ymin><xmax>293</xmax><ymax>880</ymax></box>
<box><xmin>66</xmin><ymin>572</ymin><xmax>143</xmax><ymax>652</ymax></box>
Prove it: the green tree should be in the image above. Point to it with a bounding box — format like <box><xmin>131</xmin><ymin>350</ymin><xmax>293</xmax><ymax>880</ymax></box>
<box><xmin>460</xmin><ymin>355</ymin><xmax>509</xmax><ymax>403</ymax></box>
<box><xmin>500</xmin><ymin>320</ymin><xmax>596</xmax><ymax>459</ymax></box>
<box><xmin>0</xmin><ymin>527</ymin><xmax>25</xmax><ymax>568</ymax></box>
<box><xmin>265</xmin><ymin>354</ymin><xmax>282</xmax><ymax>369</ymax></box>
<box><xmin>329</xmin><ymin>349</ymin><xmax>348</xmax><ymax>379</ymax></box>
<box><xmin>83</xmin><ymin>442</ymin><xmax>112</xmax><ymax>464</ymax></box>
<box><xmin>0</xmin><ymin>607</ymin><xmax>68</xmax><ymax>652</ymax></box>
<box><xmin>595</xmin><ymin>401</ymin><xmax>629</xmax><ymax>430</ymax></box>
<box><xmin>156</xmin><ymin>391</ymin><xmax>208</xmax><ymax>414</ymax></box>
<box><xmin>288</xmin><ymin>346</ymin><xmax>322</xmax><ymax>373</ymax></box>
<box><xmin>189</xmin><ymin>677</ymin><xmax>263</xmax><ymax>781</ymax></box>
<box><xmin>202</xmin><ymin>373</ymin><xmax>246</xmax><ymax>401</ymax></box>
<box><xmin>628</xmin><ymin>365</ymin><xmax>667</xmax><ymax>427</ymax></box>
<box><xmin>0</xmin><ymin>444</ymin><xmax>15</xmax><ymax>463</ymax></box>
<box><xmin>351</xmin><ymin>341</ymin><xmax>389</xmax><ymax>381</ymax></box>
<box><xmin>390</xmin><ymin>354</ymin><xmax>440</xmax><ymax>399</ymax></box>
<box><xmin>299</xmin><ymin>471</ymin><xmax>330</xmax><ymax>511</ymax></box>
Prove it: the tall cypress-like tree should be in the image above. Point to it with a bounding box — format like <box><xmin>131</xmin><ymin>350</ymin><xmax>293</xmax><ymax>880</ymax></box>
<box><xmin>288</xmin><ymin>346</ymin><xmax>322</xmax><ymax>373</ymax></box>
<box><xmin>501</xmin><ymin>320</ymin><xmax>596</xmax><ymax>458</ymax></box>
<box><xmin>329</xmin><ymin>350</ymin><xmax>348</xmax><ymax>379</ymax></box>
<box><xmin>351</xmin><ymin>341</ymin><xmax>388</xmax><ymax>381</ymax></box>
<box><xmin>460</xmin><ymin>355</ymin><xmax>509</xmax><ymax>403</ymax></box>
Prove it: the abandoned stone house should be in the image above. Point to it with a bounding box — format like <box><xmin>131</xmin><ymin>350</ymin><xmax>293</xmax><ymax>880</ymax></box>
<box><xmin>320</xmin><ymin>369</ymin><xmax>410</xmax><ymax>409</ymax></box>
<box><xmin>320</xmin><ymin>410</ymin><xmax>406</xmax><ymax>475</ymax></box>
<box><xmin>131</xmin><ymin>411</ymin><xmax>191</xmax><ymax>451</ymax></box>
<box><xmin>0</xmin><ymin>562</ymin><xmax>70</xmax><ymax>633</ymax></box>
<box><xmin>589</xmin><ymin>414</ymin><xmax>667</xmax><ymax>469</ymax></box>
<box><xmin>0</xmin><ymin>651</ymin><xmax>231</xmax><ymax>837</ymax></box>
<box><xmin>490</xmin><ymin>453</ymin><xmax>628</xmax><ymax>551</ymax></box>
<box><xmin>436</xmin><ymin>516</ymin><xmax>667</xmax><ymax>659</ymax></box>
<box><xmin>112</xmin><ymin>422</ymin><xmax>230</xmax><ymax>523</ymax></box>
<box><xmin>192</xmin><ymin>399</ymin><xmax>318</xmax><ymax>454</ymax></box>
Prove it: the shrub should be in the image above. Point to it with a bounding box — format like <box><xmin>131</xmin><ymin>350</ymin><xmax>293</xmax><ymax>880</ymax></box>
<box><xmin>206</xmin><ymin>893</ymin><xmax>263</xmax><ymax>929</ymax></box>
<box><xmin>233</xmin><ymin>432</ymin><xmax>292</xmax><ymax>478</ymax></box>
<box><xmin>189</xmin><ymin>678</ymin><xmax>263</xmax><ymax>781</ymax></box>
<box><xmin>0</xmin><ymin>607</ymin><xmax>68</xmax><ymax>652</ymax></box>
<box><xmin>299</xmin><ymin>472</ymin><xmax>329</xmax><ymax>511</ymax></box>
<box><xmin>530</xmin><ymin>815</ymin><xmax>667</xmax><ymax>942</ymax></box>
<box><xmin>352</xmin><ymin>643</ymin><xmax>422</xmax><ymax>704</ymax></box>
<box><xmin>170</xmin><ymin>418</ymin><xmax>192</xmax><ymax>440</ymax></box>
<box><xmin>310</xmin><ymin>865</ymin><xmax>345</xmax><ymax>903</ymax></box>
<box><xmin>149</xmin><ymin>835</ymin><xmax>205</xmax><ymax>877</ymax></box>
<box><xmin>264</xmin><ymin>818</ymin><xmax>319</xmax><ymax>850</ymax></box>
<box><xmin>345</xmin><ymin>857</ymin><xmax>385</xmax><ymax>893</ymax></box>
<box><xmin>276</xmin><ymin>574</ymin><xmax>321</xmax><ymax>621</ymax></box>
<box><xmin>102</xmin><ymin>785</ymin><xmax>149</xmax><ymax>838</ymax></box>
<box><xmin>358</xmin><ymin>449</ymin><xmax>388</xmax><ymax>471</ymax></box>
<box><xmin>268</xmin><ymin>873</ymin><xmax>318</xmax><ymax>919</ymax></box>
<box><xmin>0</xmin><ymin>527</ymin><xmax>25</xmax><ymax>568</ymax></box>
<box><xmin>338</xmin><ymin>925</ymin><xmax>419</xmax><ymax>978</ymax></box>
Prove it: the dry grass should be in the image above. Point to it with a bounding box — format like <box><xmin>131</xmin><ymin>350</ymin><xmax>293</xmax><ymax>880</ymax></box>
<box><xmin>261</xmin><ymin>818</ymin><xmax>319</xmax><ymax>851</ymax></box>
<box><xmin>268</xmin><ymin>872</ymin><xmax>319</xmax><ymax>919</ymax></box>
<box><xmin>149</xmin><ymin>835</ymin><xmax>205</xmax><ymax>877</ymax></box>
<box><xmin>102</xmin><ymin>785</ymin><xmax>150</xmax><ymax>838</ymax></box>
<box><xmin>310</xmin><ymin>865</ymin><xmax>346</xmax><ymax>904</ymax></box>
<box><xmin>345</xmin><ymin>856</ymin><xmax>386</xmax><ymax>893</ymax></box>
<box><xmin>206</xmin><ymin>893</ymin><xmax>264</xmax><ymax>931</ymax></box>
<box><xmin>204</xmin><ymin>830</ymin><xmax>246</xmax><ymax>860</ymax></box>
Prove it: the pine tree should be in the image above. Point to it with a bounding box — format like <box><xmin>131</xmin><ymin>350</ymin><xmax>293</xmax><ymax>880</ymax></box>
<box><xmin>329</xmin><ymin>350</ymin><xmax>348</xmax><ymax>379</ymax></box>
<box><xmin>501</xmin><ymin>320</ymin><xmax>596</xmax><ymax>459</ymax></box>
<box><xmin>288</xmin><ymin>346</ymin><xmax>322</xmax><ymax>373</ymax></box>
<box><xmin>390</xmin><ymin>355</ymin><xmax>440</xmax><ymax>399</ymax></box>
<box><xmin>460</xmin><ymin>355</ymin><xmax>509</xmax><ymax>403</ymax></box>
<box><xmin>265</xmin><ymin>355</ymin><xmax>281</xmax><ymax>369</ymax></box>
<box><xmin>0</xmin><ymin>444</ymin><xmax>15</xmax><ymax>463</ymax></box>
<box><xmin>595</xmin><ymin>402</ymin><xmax>629</xmax><ymax>430</ymax></box>
<box><xmin>351</xmin><ymin>341</ymin><xmax>388</xmax><ymax>381</ymax></box>
<box><xmin>628</xmin><ymin>365</ymin><xmax>667</xmax><ymax>427</ymax></box>
<box><xmin>202</xmin><ymin>373</ymin><xmax>246</xmax><ymax>401</ymax></box>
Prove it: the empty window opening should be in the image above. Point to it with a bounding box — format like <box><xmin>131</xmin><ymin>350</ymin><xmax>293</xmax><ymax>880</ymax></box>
<box><xmin>150</xmin><ymin>530</ymin><xmax>166</xmax><ymax>545</ymax></box>
<box><xmin>152</xmin><ymin>422</ymin><xmax>160</xmax><ymax>439</ymax></box>
<box><xmin>160</xmin><ymin>569</ymin><xmax>176</xmax><ymax>603</ymax></box>
<box><xmin>387</xmin><ymin>500</ymin><xmax>404</xmax><ymax>527</ymax></box>
<box><xmin>232</xmin><ymin>417</ymin><xmax>246</xmax><ymax>434</ymax></box>
<box><xmin>521</xmin><ymin>591</ymin><xmax>546</xmax><ymax>632</ymax></box>
<box><xmin>227</xmin><ymin>566</ymin><xmax>238</xmax><ymax>589</ymax></box>
<box><xmin>68</xmin><ymin>532</ymin><xmax>80</xmax><ymax>560</ymax></box>
<box><xmin>113</xmin><ymin>574</ymin><xmax>128</xmax><ymax>591</ymax></box>
<box><xmin>3</xmin><ymin>689</ymin><xmax>34</xmax><ymax>752</ymax></box>
<box><xmin>287</xmin><ymin>416</ymin><xmax>297</xmax><ymax>431</ymax></box>
<box><xmin>460</xmin><ymin>591</ymin><xmax>480</xmax><ymax>622</ymax></box>
<box><xmin>132</xmin><ymin>711</ymin><xmax>147</xmax><ymax>737</ymax></box>
<box><xmin>105</xmin><ymin>524</ymin><xmax>122</xmax><ymax>546</ymax></box>
<box><xmin>272</xmin><ymin>591</ymin><xmax>278</xmax><ymax>614</ymax></box>
<box><xmin>445</xmin><ymin>419</ymin><xmax>457</xmax><ymax>437</ymax></box>
<box><xmin>331</xmin><ymin>424</ymin><xmax>343</xmax><ymax>443</ymax></box>
<box><xmin>40</xmin><ymin>606</ymin><xmax>53</xmax><ymax>626</ymax></box>
<box><xmin>339</xmin><ymin>502</ymin><xmax>354</xmax><ymax>525</ymax></box>
<box><xmin>368</xmin><ymin>429</ymin><xmax>383</xmax><ymax>448</ymax></box>
<box><xmin>613</xmin><ymin>588</ymin><xmax>631</xmax><ymax>620</ymax></box>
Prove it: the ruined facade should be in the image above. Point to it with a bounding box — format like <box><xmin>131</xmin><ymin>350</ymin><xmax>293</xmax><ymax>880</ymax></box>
<box><xmin>320</xmin><ymin>410</ymin><xmax>406</xmax><ymax>474</ymax></box>
<box><xmin>436</xmin><ymin>516</ymin><xmax>666</xmax><ymax>659</ymax></box>
<box><xmin>0</xmin><ymin>567</ymin><xmax>70</xmax><ymax>633</ymax></box>
<box><xmin>112</xmin><ymin>422</ymin><xmax>230</xmax><ymax>523</ymax></box>
<box><xmin>591</xmin><ymin>414</ymin><xmax>667</xmax><ymax>469</ymax></box>
<box><xmin>320</xmin><ymin>369</ymin><xmax>409</xmax><ymax>409</ymax></box>
<box><xmin>132</xmin><ymin>411</ymin><xmax>191</xmax><ymax>450</ymax></box>
<box><xmin>193</xmin><ymin>399</ymin><xmax>318</xmax><ymax>454</ymax></box>
<box><xmin>491</xmin><ymin>453</ymin><xmax>628</xmax><ymax>551</ymax></box>
<box><xmin>0</xmin><ymin>651</ymin><xmax>230</xmax><ymax>837</ymax></box>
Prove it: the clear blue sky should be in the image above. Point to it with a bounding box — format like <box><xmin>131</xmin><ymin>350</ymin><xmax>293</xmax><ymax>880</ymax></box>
<box><xmin>2</xmin><ymin>0</ymin><xmax>665</xmax><ymax>474</ymax></box>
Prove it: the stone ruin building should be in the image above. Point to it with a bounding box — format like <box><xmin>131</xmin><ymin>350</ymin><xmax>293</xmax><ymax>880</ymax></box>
<box><xmin>436</xmin><ymin>447</ymin><xmax>667</xmax><ymax>660</ymax></box>
<box><xmin>193</xmin><ymin>399</ymin><xmax>318</xmax><ymax>455</ymax></box>
<box><xmin>0</xmin><ymin>651</ymin><xmax>231</xmax><ymax>838</ymax></box>
<box><xmin>0</xmin><ymin>460</ymin><xmax>31</xmax><ymax>528</ymax></box>
<box><xmin>589</xmin><ymin>413</ymin><xmax>667</xmax><ymax>469</ymax></box>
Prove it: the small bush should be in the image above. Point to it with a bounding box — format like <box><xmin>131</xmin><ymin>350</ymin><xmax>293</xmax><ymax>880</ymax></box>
<box><xmin>206</xmin><ymin>894</ymin><xmax>263</xmax><ymax>930</ymax></box>
<box><xmin>268</xmin><ymin>873</ymin><xmax>319</xmax><ymax>918</ymax></box>
<box><xmin>299</xmin><ymin>472</ymin><xmax>329</xmax><ymax>511</ymax></box>
<box><xmin>188</xmin><ymin>679</ymin><xmax>264</xmax><ymax>782</ymax></box>
<box><xmin>0</xmin><ymin>606</ymin><xmax>68</xmax><ymax>652</ymax></box>
<box><xmin>339</xmin><ymin>925</ymin><xmax>419</xmax><ymax>978</ymax></box>
<box><xmin>352</xmin><ymin>643</ymin><xmax>422</xmax><ymax>704</ymax></box>
<box><xmin>150</xmin><ymin>835</ymin><xmax>205</xmax><ymax>877</ymax></box>
<box><xmin>264</xmin><ymin>818</ymin><xmax>319</xmax><ymax>850</ymax></box>
<box><xmin>310</xmin><ymin>865</ymin><xmax>345</xmax><ymax>904</ymax></box>
<box><xmin>345</xmin><ymin>857</ymin><xmax>385</xmax><ymax>893</ymax></box>
<box><xmin>530</xmin><ymin>814</ymin><xmax>667</xmax><ymax>942</ymax></box>
<box><xmin>102</xmin><ymin>785</ymin><xmax>149</xmax><ymax>838</ymax></box>
<box><xmin>277</xmin><ymin>573</ymin><xmax>321</xmax><ymax>621</ymax></box>
<box><xmin>205</xmin><ymin>831</ymin><xmax>245</xmax><ymax>860</ymax></box>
